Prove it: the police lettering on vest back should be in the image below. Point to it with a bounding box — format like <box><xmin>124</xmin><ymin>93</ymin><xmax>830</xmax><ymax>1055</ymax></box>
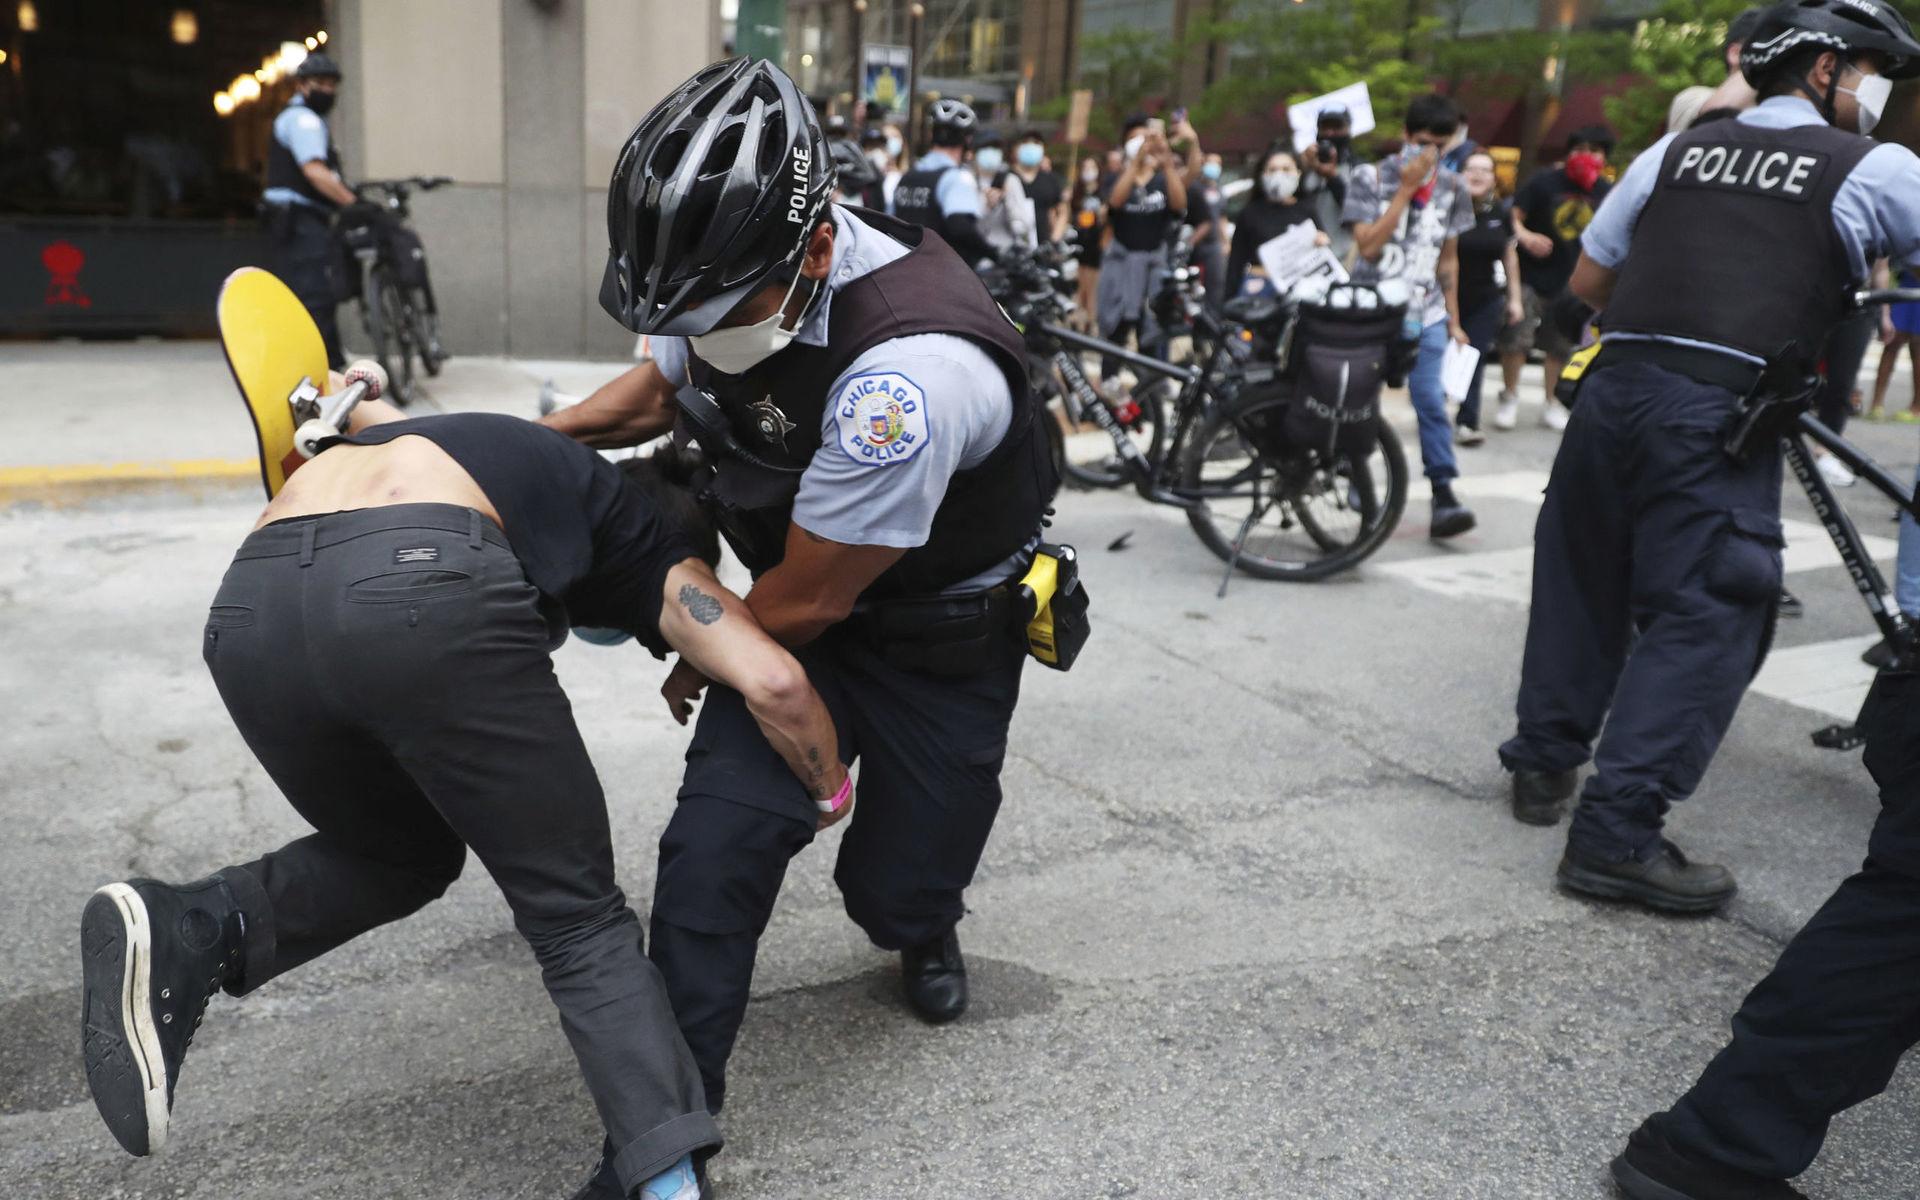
<box><xmin>1667</xmin><ymin>143</ymin><xmax>1828</xmax><ymax>201</ymax></box>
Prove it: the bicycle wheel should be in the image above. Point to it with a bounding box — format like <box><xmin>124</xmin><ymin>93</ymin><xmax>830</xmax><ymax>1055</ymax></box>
<box><xmin>408</xmin><ymin>287</ymin><xmax>445</xmax><ymax>377</ymax></box>
<box><xmin>1177</xmin><ymin>394</ymin><xmax>1407</xmax><ymax>581</ymax></box>
<box><xmin>374</xmin><ymin>273</ymin><xmax>417</xmax><ymax>405</ymax></box>
<box><xmin>1035</xmin><ymin>354</ymin><xmax>1168</xmax><ymax>490</ymax></box>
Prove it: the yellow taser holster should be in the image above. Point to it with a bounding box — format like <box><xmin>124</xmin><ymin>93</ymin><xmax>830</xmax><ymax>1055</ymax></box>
<box><xmin>1016</xmin><ymin>543</ymin><xmax>1090</xmax><ymax>671</ymax></box>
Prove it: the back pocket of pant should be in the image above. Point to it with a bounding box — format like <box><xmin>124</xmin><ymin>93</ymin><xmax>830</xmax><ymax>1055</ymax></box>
<box><xmin>345</xmin><ymin>569</ymin><xmax>474</xmax><ymax>604</ymax></box>
<box><xmin>1704</xmin><ymin>508</ymin><xmax>1785</xmax><ymax>603</ymax></box>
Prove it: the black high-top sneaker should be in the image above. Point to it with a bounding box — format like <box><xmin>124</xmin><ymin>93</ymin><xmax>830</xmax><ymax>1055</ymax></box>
<box><xmin>81</xmin><ymin>876</ymin><xmax>245</xmax><ymax>1156</ymax></box>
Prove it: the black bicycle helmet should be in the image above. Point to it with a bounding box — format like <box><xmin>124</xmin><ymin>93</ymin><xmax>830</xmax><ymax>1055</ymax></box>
<box><xmin>927</xmin><ymin>98</ymin><xmax>978</xmax><ymax>146</ymax></box>
<box><xmin>599</xmin><ymin>57</ymin><xmax>835</xmax><ymax>336</ymax></box>
<box><xmin>829</xmin><ymin>137</ymin><xmax>879</xmax><ymax>193</ymax></box>
<box><xmin>295</xmin><ymin>51</ymin><xmax>342</xmax><ymax>80</ymax></box>
<box><xmin>1741</xmin><ymin>0</ymin><xmax>1920</xmax><ymax>85</ymax></box>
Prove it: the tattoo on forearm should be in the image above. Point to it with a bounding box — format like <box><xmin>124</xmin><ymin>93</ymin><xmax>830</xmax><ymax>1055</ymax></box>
<box><xmin>806</xmin><ymin>745</ymin><xmax>827</xmax><ymax>800</ymax></box>
<box><xmin>678</xmin><ymin>584</ymin><xmax>724</xmax><ymax>626</ymax></box>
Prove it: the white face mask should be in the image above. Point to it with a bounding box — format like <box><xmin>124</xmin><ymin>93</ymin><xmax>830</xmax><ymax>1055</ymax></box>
<box><xmin>975</xmin><ymin>147</ymin><xmax>1004</xmax><ymax>174</ymax></box>
<box><xmin>866</xmin><ymin>150</ymin><xmax>889</xmax><ymax>172</ymax></box>
<box><xmin>688</xmin><ymin>269</ymin><xmax>818</xmax><ymax>375</ymax></box>
<box><xmin>1840</xmin><ymin>70</ymin><xmax>1892</xmax><ymax>135</ymax></box>
<box><xmin>885</xmin><ymin>134</ymin><xmax>902</xmax><ymax>158</ymax></box>
<box><xmin>1262</xmin><ymin>170</ymin><xmax>1300</xmax><ymax>201</ymax></box>
<box><xmin>1124</xmin><ymin>135</ymin><xmax>1145</xmax><ymax>160</ymax></box>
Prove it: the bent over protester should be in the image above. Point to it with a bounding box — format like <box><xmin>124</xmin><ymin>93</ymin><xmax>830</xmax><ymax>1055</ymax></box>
<box><xmin>79</xmin><ymin>391</ymin><xmax>848</xmax><ymax>1200</ymax></box>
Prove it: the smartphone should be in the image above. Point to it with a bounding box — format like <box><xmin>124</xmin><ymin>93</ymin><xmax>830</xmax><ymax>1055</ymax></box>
<box><xmin>1170</xmin><ymin>107</ymin><xmax>1188</xmax><ymax>127</ymax></box>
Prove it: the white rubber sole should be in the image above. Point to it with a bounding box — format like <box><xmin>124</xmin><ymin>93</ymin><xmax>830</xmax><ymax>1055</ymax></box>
<box><xmin>84</xmin><ymin>882</ymin><xmax>170</xmax><ymax>1155</ymax></box>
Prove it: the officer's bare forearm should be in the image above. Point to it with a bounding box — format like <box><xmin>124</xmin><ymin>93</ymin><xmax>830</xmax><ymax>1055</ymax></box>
<box><xmin>1569</xmin><ymin>253</ymin><xmax>1617</xmax><ymax>311</ymax></box>
<box><xmin>745</xmin><ymin>525</ymin><xmax>907</xmax><ymax>647</ymax></box>
<box><xmin>301</xmin><ymin>160</ymin><xmax>357</xmax><ymax>208</ymax></box>
<box><xmin>540</xmin><ymin>362</ymin><xmax>677</xmax><ymax>448</ymax></box>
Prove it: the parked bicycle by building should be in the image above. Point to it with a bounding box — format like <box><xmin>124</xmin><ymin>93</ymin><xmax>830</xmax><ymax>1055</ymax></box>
<box><xmin>336</xmin><ymin>175</ymin><xmax>451</xmax><ymax>405</ymax></box>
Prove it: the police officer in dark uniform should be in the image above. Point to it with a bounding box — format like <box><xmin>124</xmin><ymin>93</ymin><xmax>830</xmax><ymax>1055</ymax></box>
<box><xmin>1498</xmin><ymin>0</ymin><xmax>1920</xmax><ymax>919</ymax></box>
<box><xmin>542</xmin><ymin>58</ymin><xmax>1060</xmax><ymax>1169</ymax></box>
<box><xmin>262</xmin><ymin>51</ymin><xmax>355</xmax><ymax>368</ymax></box>
<box><xmin>888</xmin><ymin>97</ymin><xmax>994</xmax><ymax>264</ymax></box>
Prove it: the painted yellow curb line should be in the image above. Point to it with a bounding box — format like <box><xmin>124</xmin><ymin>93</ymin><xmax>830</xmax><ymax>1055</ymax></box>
<box><xmin>0</xmin><ymin>459</ymin><xmax>257</xmax><ymax>506</ymax></box>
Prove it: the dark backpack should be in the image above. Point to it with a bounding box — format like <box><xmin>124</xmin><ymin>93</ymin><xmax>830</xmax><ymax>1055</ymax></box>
<box><xmin>1281</xmin><ymin>284</ymin><xmax>1412</xmax><ymax>458</ymax></box>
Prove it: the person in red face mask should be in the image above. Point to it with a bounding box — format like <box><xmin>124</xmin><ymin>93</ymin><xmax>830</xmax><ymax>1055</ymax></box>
<box><xmin>1501</xmin><ymin>125</ymin><xmax>1616</xmax><ymax>432</ymax></box>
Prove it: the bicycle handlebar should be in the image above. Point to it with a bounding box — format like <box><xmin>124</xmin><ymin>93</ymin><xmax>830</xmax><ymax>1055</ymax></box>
<box><xmin>355</xmin><ymin>175</ymin><xmax>454</xmax><ymax>196</ymax></box>
<box><xmin>1854</xmin><ymin>287</ymin><xmax>1920</xmax><ymax>308</ymax></box>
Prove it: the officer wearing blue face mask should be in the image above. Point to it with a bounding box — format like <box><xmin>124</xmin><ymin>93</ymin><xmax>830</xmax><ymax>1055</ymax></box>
<box><xmin>1500</xmin><ymin>0</ymin><xmax>1920</xmax><ymax>927</ymax></box>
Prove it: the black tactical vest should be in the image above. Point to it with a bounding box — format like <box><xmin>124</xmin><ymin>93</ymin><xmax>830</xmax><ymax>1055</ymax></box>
<box><xmin>682</xmin><ymin>209</ymin><xmax>1055</xmax><ymax>599</ymax></box>
<box><xmin>1601</xmin><ymin>119</ymin><xmax>1875</xmax><ymax>368</ymax></box>
<box><xmin>265</xmin><ymin>103</ymin><xmax>344</xmax><ymax>211</ymax></box>
<box><xmin>891</xmin><ymin>162</ymin><xmax>953</xmax><ymax>240</ymax></box>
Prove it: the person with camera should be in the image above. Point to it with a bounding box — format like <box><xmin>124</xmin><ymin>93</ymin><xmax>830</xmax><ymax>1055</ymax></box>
<box><xmin>1497</xmin><ymin>0</ymin><xmax>1920</xmax><ymax>922</ymax></box>
<box><xmin>890</xmin><ymin>98</ymin><xmax>992</xmax><ymax>264</ymax></box>
<box><xmin>1301</xmin><ymin>105</ymin><xmax>1359</xmax><ymax>262</ymax></box>
<box><xmin>261</xmin><ymin>51</ymin><xmax>354</xmax><ymax>368</ymax></box>
<box><xmin>1096</xmin><ymin>113</ymin><xmax>1201</xmax><ymax>393</ymax></box>
<box><xmin>1343</xmin><ymin>93</ymin><xmax>1479</xmax><ymax>539</ymax></box>
<box><xmin>542</xmin><ymin>59</ymin><xmax>1063</xmax><ymax>1161</ymax></box>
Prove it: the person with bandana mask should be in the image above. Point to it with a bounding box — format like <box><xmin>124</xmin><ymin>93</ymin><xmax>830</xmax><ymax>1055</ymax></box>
<box><xmin>543</xmin><ymin>63</ymin><xmax>1063</xmax><ymax>1172</ymax></box>
<box><xmin>1498</xmin><ymin>0</ymin><xmax>1920</xmax><ymax>945</ymax></box>
<box><xmin>1344</xmin><ymin>93</ymin><xmax>1480</xmax><ymax>540</ymax></box>
<box><xmin>1506</xmin><ymin>124</ymin><xmax>1615</xmax><ymax>432</ymax></box>
<box><xmin>1224</xmin><ymin>147</ymin><xmax>1326</xmax><ymax>298</ymax></box>
<box><xmin>261</xmin><ymin>52</ymin><xmax>355</xmax><ymax>368</ymax></box>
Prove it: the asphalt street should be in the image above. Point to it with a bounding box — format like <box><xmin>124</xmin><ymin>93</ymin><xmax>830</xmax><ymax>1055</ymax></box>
<box><xmin>3</xmin><ymin>358</ymin><xmax>1919</xmax><ymax>1199</ymax></box>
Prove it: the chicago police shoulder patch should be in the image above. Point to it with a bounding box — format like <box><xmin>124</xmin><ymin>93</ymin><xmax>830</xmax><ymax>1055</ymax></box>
<box><xmin>835</xmin><ymin>372</ymin><xmax>930</xmax><ymax>467</ymax></box>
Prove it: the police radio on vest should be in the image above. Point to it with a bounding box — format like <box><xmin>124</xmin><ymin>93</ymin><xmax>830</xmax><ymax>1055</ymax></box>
<box><xmin>1671</xmin><ymin>144</ymin><xmax>1821</xmax><ymax>197</ymax></box>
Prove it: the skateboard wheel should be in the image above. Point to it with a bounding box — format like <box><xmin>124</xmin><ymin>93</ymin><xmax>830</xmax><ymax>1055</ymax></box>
<box><xmin>343</xmin><ymin>360</ymin><xmax>389</xmax><ymax>401</ymax></box>
<box><xmin>294</xmin><ymin>418</ymin><xmax>337</xmax><ymax>459</ymax></box>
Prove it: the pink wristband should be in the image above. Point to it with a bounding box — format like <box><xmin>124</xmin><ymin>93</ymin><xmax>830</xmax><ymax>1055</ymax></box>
<box><xmin>818</xmin><ymin>774</ymin><xmax>852</xmax><ymax>815</ymax></box>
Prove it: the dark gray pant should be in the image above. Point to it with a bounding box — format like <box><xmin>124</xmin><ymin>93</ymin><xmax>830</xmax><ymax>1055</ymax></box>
<box><xmin>202</xmin><ymin>504</ymin><xmax>718</xmax><ymax>1192</ymax></box>
<box><xmin>1498</xmin><ymin>364</ymin><xmax>1784</xmax><ymax>861</ymax></box>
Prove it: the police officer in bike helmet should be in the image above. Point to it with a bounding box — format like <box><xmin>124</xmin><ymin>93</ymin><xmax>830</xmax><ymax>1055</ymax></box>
<box><xmin>889</xmin><ymin>97</ymin><xmax>995</xmax><ymax>264</ymax></box>
<box><xmin>1500</xmin><ymin>0</ymin><xmax>1920</xmax><ymax>911</ymax></box>
<box><xmin>262</xmin><ymin>51</ymin><xmax>355</xmax><ymax>367</ymax></box>
<box><xmin>544</xmin><ymin>56</ymin><xmax>1060</xmax><ymax>1157</ymax></box>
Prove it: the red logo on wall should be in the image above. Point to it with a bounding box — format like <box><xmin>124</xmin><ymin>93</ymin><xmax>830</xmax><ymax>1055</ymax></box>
<box><xmin>43</xmin><ymin>240</ymin><xmax>92</xmax><ymax>308</ymax></box>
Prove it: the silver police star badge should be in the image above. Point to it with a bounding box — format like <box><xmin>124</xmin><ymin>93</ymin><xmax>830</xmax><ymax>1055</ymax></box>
<box><xmin>749</xmin><ymin>398</ymin><xmax>796</xmax><ymax>444</ymax></box>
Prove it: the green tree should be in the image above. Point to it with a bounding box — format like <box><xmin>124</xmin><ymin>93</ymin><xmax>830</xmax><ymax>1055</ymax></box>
<box><xmin>1601</xmin><ymin>0</ymin><xmax>1761</xmax><ymax>154</ymax></box>
<box><xmin>1065</xmin><ymin>28</ymin><xmax>1192</xmax><ymax>143</ymax></box>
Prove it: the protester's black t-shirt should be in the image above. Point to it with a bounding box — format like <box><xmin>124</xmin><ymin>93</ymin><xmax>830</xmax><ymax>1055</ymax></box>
<box><xmin>1224</xmin><ymin>196</ymin><xmax>1319</xmax><ymax>296</ymax></box>
<box><xmin>1108</xmin><ymin>171</ymin><xmax>1180</xmax><ymax>252</ymax></box>
<box><xmin>1024</xmin><ymin>169</ymin><xmax>1063</xmax><ymax>223</ymax></box>
<box><xmin>328</xmin><ymin>413</ymin><xmax>694</xmax><ymax>648</ymax></box>
<box><xmin>1512</xmin><ymin>166</ymin><xmax>1611</xmax><ymax>296</ymax></box>
<box><xmin>1457</xmin><ymin>199</ymin><xmax>1513</xmax><ymax>315</ymax></box>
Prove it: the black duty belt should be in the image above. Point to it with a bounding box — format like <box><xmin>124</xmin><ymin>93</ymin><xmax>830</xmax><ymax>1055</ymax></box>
<box><xmin>1591</xmin><ymin>340</ymin><xmax>1764</xmax><ymax>396</ymax></box>
<box><xmin>845</xmin><ymin>583</ymin><xmax>1019</xmax><ymax>677</ymax></box>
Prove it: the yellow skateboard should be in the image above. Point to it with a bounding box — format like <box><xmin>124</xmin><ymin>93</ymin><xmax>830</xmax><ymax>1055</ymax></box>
<box><xmin>216</xmin><ymin>267</ymin><xmax>330</xmax><ymax>499</ymax></box>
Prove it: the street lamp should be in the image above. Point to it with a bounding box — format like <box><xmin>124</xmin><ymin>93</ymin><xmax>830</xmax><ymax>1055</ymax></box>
<box><xmin>907</xmin><ymin>2</ymin><xmax>925</xmax><ymax>151</ymax></box>
<box><xmin>850</xmin><ymin>0</ymin><xmax>867</xmax><ymax>122</ymax></box>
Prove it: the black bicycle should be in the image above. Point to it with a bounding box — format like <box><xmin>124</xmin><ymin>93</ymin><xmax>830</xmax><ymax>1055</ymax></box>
<box><xmin>1764</xmin><ymin>286</ymin><xmax>1920</xmax><ymax>748</ymax></box>
<box><xmin>339</xmin><ymin>175</ymin><xmax>450</xmax><ymax>405</ymax></box>
<box><xmin>988</xmin><ymin>244</ymin><xmax>1411</xmax><ymax>585</ymax></box>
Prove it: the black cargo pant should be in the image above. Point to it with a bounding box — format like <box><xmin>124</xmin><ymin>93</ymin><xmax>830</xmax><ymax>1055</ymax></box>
<box><xmin>201</xmin><ymin>504</ymin><xmax>717</xmax><ymax>1193</ymax></box>
<box><xmin>649</xmin><ymin>624</ymin><xmax>1026</xmax><ymax>1113</ymax></box>
<box><xmin>268</xmin><ymin>203</ymin><xmax>345</xmax><ymax>368</ymax></box>
<box><xmin>1498</xmin><ymin>362</ymin><xmax>1785</xmax><ymax>861</ymax></box>
<box><xmin>1649</xmin><ymin>668</ymin><xmax>1920</xmax><ymax>1179</ymax></box>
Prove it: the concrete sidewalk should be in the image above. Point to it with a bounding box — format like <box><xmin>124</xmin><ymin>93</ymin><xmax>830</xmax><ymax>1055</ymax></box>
<box><xmin>0</xmin><ymin>340</ymin><xmax>633</xmax><ymax>505</ymax></box>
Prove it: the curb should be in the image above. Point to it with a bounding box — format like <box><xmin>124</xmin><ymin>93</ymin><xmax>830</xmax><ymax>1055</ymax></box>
<box><xmin>0</xmin><ymin>460</ymin><xmax>259</xmax><ymax>508</ymax></box>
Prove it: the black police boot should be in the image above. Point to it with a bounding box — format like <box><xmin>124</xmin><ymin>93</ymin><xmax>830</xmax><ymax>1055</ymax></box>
<box><xmin>81</xmin><ymin>876</ymin><xmax>246</xmax><ymax>1156</ymax></box>
<box><xmin>1556</xmin><ymin>839</ymin><xmax>1737</xmax><ymax>914</ymax></box>
<box><xmin>1776</xmin><ymin>589</ymin><xmax>1804</xmax><ymax>618</ymax></box>
<box><xmin>901</xmin><ymin>928</ymin><xmax>968</xmax><ymax>1024</ymax></box>
<box><xmin>1511</xmin><ymin>767</ymin><xmax>1577</xmax><ymax>826</ymax></box>
<box><xmin>569</xmin><ymin>1142</ymin><xmax>715</xmax><ymax>1200</ymax></box>
<box><xmin>1611</xmin><ymin>1121</ymin><xmax>1808</xmax><ymax>1200</ymax></box>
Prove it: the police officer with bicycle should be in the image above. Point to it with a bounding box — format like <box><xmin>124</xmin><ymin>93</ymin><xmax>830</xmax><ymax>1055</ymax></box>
<box><xmin>541</xmin><ymin>60</ymin><xmax>1067</xmax><ymax>1178</ymax></box>
<box><xmin>262</xmin><ymin>51</ymin><xmax>353</xmax><ymax>369</ymax></box>
<box><xmin>1499</xmin><ymin>0</ymin><xmax>1920</xmax><ymax>917</ymax></box>
<box><xmin>889</xmin><ymin>98</ymin><xmax>995</xmax><ymax>265</ymax></box>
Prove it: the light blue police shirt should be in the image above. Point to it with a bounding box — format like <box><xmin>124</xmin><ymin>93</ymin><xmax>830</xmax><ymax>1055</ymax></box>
<box><xmin>1582</xmin><ymin>95</ymin><xmax>1920</xmax><ymax>362</ymax></box>
<box><xmin>262</xmin><ymin>95</ymin><xmax>331</xmax><ymax>210</ymax></box>
<box><xmin>649</xmin><ymin>205</ymin><xmax>1027</xmax><ymax>592</ymax></box>
<box><xmin>885</xmin><ymin>149</ymin><xmax>982</xmax><ymax>220</ymax></box>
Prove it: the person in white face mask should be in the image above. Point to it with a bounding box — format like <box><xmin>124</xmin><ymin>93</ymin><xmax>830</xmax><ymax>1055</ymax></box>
<box><xmin>972</xmin><ymin>128</ymin><xmax>1037</xmax><ymax>252</ymax></box>
<box><xmin>1224</xmin><ymin>147</ymin><xmax>1329</xmax><ymax>297</ymax></box>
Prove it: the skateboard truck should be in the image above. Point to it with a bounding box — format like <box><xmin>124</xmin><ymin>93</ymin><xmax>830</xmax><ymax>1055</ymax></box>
<box><xmin>290</xmin><ymin>360</ymin><xmax>388</xmax><ymax>460</ymax></box>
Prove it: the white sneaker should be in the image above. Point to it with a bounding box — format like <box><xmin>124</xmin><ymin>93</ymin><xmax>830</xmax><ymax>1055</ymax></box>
<box><xmin>1456</xmin><ymin>424</ymin><xmax>1486</xmax><ymax>446</ymax></box>
<box><xmin>1492</xmin><ymin>394</ymin><xmax>1519</xmax><ymax>431</ymax></box>
<box><xmin>1541</xmin><ymin>400</ymin><xmax>1570</xmax><ymax>432</ymax></box>
<box><xmin>1816</xmin><ymin>453</ymin><xmax>1857</xmax><ymax>488</ymax></box>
